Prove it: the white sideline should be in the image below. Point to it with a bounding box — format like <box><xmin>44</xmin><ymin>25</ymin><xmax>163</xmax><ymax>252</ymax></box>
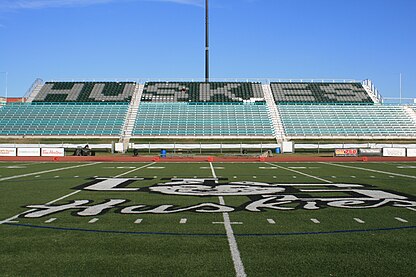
<box><xmin>0</xmin><ymin>162</ymin><xmax>102</xmax><ymax>182</ymax></box>
<box><xmin>320</xmin><ymin>163</ymin><xmax>416</xmax><ymax>179</ymax></box>
<box><xmin>0</xmin><ymin>162</ymin><xmax>156</xmax><ymax>225</ymax></box>
<box><xmin>210</xmin><ymin>162</ymin><xmax>246</xmax><ymax>277</ymax></box>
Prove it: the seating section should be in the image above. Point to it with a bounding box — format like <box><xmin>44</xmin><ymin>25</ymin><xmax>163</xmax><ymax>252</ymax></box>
<box><xmin>133</xmin><ymin>103</ymin><xmax>274</xmax><ymax>136</ymax></box>
<box><xmin>278</xmin><ymin>104</ymin><xmax>416</xmax><ymax>137</ymax></box>
<box><xmin>141</xmin><ymin>82</ymin><xmax>264</xmax><ymax>102</ymax></box>
<box><xmin>33</xmin><ymin>82</ymin><xmax>136</xmax><ymax>102</ymax></box>
<box><xmin>0</xmin><ymin>103</ymin><xmax>128</xmax><ymax>136</ymax></box>
<box><xmin>271</xmin><ymin>82</ymin><xmax>373</xmax><ymax>103</ymax></box>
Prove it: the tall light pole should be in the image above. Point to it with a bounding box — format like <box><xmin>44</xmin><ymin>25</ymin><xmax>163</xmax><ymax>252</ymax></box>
<box><xmin>205</xmin><ymin>0</ymin><xmax>209</xmax><ymax>82</ymax></box>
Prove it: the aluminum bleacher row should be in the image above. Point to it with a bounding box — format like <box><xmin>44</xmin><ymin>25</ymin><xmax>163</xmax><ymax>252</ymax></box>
<box><xmin>135</xmin><ymin>82</ymin><xmax>273</xmax><ymax>137</ymax></box>
<box><xmin>0</xmin><ymin>80</ymin><xmax>415</xmax><ymax>139</ymax></box>
<box><xmin>133</xmin><ymin>103</ymin><xmax>273</xmax><ymax>136</ymax></box>
<box><xmin>0</xmin><ymin>102</ymin><xmax>128</xmax><ymax>136</ymax></box>
<box><xmin>277</xmin><ymin>104</ymin><xmax>416</xmax><ymax>138</ymax></box>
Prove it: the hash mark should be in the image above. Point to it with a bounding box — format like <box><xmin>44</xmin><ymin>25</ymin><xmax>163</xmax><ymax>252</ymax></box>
<box><xmin>180</xmin><ymin>218</ymin><xmax>187</xmax><ymax>224</ymax></box>
<box><xmin>45</xmin><ymin>218</ymin><xmax>57</xmax><ymax>223</ymax></box>
<box><xmin>310</xmin><ymin>218</ymin><xmax>320</xmax><ymax>224</ymax></box>
<box><xmin>134</xmin><ymin>219</ymin><xmax>143</xmax><ymax>224</ymax></box>
<box><xmin>354</xmin><ymin>218</ymin><xmax>365</xmax><ymax>224</ymax></box>
<box><xmin>395</xmin><ymin>217</ymin><xmax>408</xmax><ymax>223</ymax></box>
<box><xmin>89</xmin><ymin>218</ymin><xmax>99</xmax><ymax>224</ymax></box>
<box><xmin>267</xmin><ymin>219</ymin><xmax>276</xmax><ymax>224</ymax></box>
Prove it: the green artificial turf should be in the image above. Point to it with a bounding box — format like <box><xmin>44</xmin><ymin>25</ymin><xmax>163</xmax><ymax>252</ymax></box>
<box><xmin>0</xmin><ymin>161</ymin><xmax>415</xmax><ymax>276</ymax></box>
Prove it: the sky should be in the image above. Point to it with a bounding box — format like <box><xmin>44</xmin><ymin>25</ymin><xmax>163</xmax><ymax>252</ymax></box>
<box><xmin>0</xmin><ymin>0</ymin><xmax>415</xmax><ymax>99</ymax></box>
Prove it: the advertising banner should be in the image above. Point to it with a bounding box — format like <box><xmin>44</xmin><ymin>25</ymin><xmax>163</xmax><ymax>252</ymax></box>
<box><xmin>407</xmin><ymin>148</ymin><xmax>416</xmax><ymax>157</ymax></box>
<box><xmin>41</xmin><ymin>148</ymin><xmax>65</xmax><ymax>157</ymax></box>
<box><xmin>17</xmin><ymin>148</ymin><xmax>41</xmax><ymax>157</ymax></box>
<box><xmin>359</xmin><ymin>148</ymin><xmax>382</xmax><ymax>156</ymax></box>
<box><xmin>335</xmin><ymin>149</ymin><xmax>358</xmax><ymax>157</ymax></box>
<box><xmin>0</xmin><ymin>148</ymin><xmax>17</xmax><ymax>157</ymax></box>
<box><xmin>383</xmin><ymin>148</ymin><xmax>406</xmax><ymax>157</ymax></box>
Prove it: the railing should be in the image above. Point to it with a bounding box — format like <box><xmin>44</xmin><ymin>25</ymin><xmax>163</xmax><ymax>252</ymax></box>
<box><xmin>362</xmin><ymin>79</ymin><xmax>383</xmax><ymax>103</ymax></box>
<box><xmin>41</xmin><ymin>78</ymin><xmax>362</xmax><ymax>84</ymax></box>
<box><xmin>24</xmin><ymin>78</ymin><xmax>44</xmax><ymax>100</ymax></box>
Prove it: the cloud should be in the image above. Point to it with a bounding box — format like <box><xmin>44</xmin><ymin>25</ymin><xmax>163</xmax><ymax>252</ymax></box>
<box><xmin>0</xmin><ymin>0</ymin><xmax>204</xmax><ymax>11</ymax></box>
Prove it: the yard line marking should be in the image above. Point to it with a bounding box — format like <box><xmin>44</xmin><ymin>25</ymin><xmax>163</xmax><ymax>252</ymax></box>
<box><xmin>210</xmin><ymin>162</ymin><xmax>246</xmax><ymax>277</ymax></box>
<box><xmin>354</xmin><ymin>218</ymin><xmax>365</xmax><ymax>224</ymax></box>
<box><xmin>180</xmin><ymin>218</ymin><xmax>187</xmax><ymax>224</ymax></box>
<box><xmin>89</xmin><ymin>218</ymin><xmax>99</xmax><ymax>224</ymax></box>
<box><xmin>114</xmin><ymin>162</ymin><xmax>157</xmax><ymax>178</ymax></box>
<box><xmin>0</xmin><ymin>162</ymin><xmax>101</xmax><ymax>182</ymax></box>
<box><xmin>134</xmin><ymin>219</ymin><xmax>143</xmax><ymax>224</ymax></box>
<box><xmin>395</xmin><ymin>217</ymin><xmax>408</xmax><ymax>223</ymax></box>
<box><xmin>0</xmin><ymin>162</ymin><xmax>157</xmax><ymax>225</ymax></box>
<box><xmin>407</xmin><ymin>207</ymin><xmax>416</xmax><ymax>212</ymax></box>
<box><xmin>267</xmin><ymin>219</ymin><xmax>276</xmax><ymax>224</ymax></box>
<box><xmin>45</xmin><ymin>218</ymin><xmax>57</xmax><ymax>223</ymax></box>
<box><xmin>266</xmin><ymin>162</ymin><xmax>333</xmax><ymax>184</ymax></box>
<box><xmin>310</xmin><ymin>218</ymin><xmax>320</xmax><ymax>224</ymax></box>
<box><xmin>320</xmin><ymin>163</ymin><xmax>416</xmax><ymax>179</ymax></box>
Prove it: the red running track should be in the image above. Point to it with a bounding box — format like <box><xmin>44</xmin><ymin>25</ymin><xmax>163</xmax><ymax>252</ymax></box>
<box><xmin>1</xmin><ymin>156</ymin><xmax>416</xmax><ymax>163</ymax></box>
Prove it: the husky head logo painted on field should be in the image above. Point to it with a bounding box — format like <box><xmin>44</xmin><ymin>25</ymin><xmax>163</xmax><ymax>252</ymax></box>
<box><xmin>150</xmin><ymin>178</ymin><xmax>285</xmax><ymax>196</ymax></box>
<box><xmin>20</xmin><ymin>177</ymin><xmax>416</xmax><ymax>218</ymax></box>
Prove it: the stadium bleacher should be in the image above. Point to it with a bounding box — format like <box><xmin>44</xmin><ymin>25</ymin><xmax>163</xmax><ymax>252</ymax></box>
<box><xmin>270</xmin><ymin>82</ymin><xmax>373</xmax><ymax>103</ymax></box>
<box><xmin>133</xmin><ymin>102</ymin><xmax>274</xmax><ymax>137</ymax></box>
<box><xmin>278</xmin><ymin>104</ymin><xmax>416</xmax><ymax>137</ymax></box>
<box><xmin>33</xmin><ymin>82</ymin><xmax>136</xmax><ymax>102</ymax></box>
<box><xmin>141</xmin><ymin>82</ymin><xmax>264</xmax><ymax>102</ymax></box>
<box><xmin>0</xmin><ymin>102</ymin><xmax>128</xmax><ymax>136</ymax></box>
<box><xmin>1</xmin><ymin>79</ymin><xmax>415</xmax><ymax>140</ymax></box>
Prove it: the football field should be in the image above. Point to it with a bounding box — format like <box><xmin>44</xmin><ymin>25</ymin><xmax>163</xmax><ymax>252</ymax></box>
<box><xmin>1</xmin><ymin>161</ymin><xmax>415</xmax><ymax>276</ymax></box>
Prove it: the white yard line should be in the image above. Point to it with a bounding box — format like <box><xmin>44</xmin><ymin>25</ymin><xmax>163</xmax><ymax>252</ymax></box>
<box><xmin>265</xmin><ymin>162</ymin><xmax>333</xmax><ymax>183</ymax></box>
<box><xmin>0</xmin><ymin>162</ymin><xmax>102</xmax><ymax>183</ymax></box>
<box><xmin>210</xmin><ymin>162</ymin><xmax>246</xmax><ymax>277</ymax></box>
<box><xmin>407</xmin><ymin>207</ymin><xmax>416</xmax><ymax>212</ymax></box>
<box><xmin>320</xmin><ymin>162</ymin><xmax>416</xmax><ymax>179</ymax></box>
<box><xmin>0</xmin><ymin>162</ymin><xmax>157</xmax><ymax>225</ymax></box>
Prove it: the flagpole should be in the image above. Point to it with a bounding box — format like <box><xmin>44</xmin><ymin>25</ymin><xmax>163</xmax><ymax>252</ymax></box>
<box><xmin>205</xmin><ymin>0</ymin><xmax>209</xmax><ymax>82</ymax></box>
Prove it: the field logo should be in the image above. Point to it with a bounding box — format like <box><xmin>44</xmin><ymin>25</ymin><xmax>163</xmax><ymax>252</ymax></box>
<box><xmin>22</xmin><ymin>178</ymin><xmax>416</xmax><ymax>218</ymax></box>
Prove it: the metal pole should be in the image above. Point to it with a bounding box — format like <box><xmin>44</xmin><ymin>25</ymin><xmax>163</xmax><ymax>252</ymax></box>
<box><xmin>205</xmin><ymin>0</ymin><xmax>209</xmax><ymax>82</ymax></box>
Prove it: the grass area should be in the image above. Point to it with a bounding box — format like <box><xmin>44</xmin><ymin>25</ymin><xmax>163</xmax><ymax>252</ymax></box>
<box><xmin>0</xmin><ymin>161</ymin><xmax>415</xmax><ymax>276</ymax></box>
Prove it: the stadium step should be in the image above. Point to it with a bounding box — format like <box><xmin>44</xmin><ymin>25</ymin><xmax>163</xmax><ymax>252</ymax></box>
<box><xmin>262</xmin><ymin>84</ymin><xmax>286</xmax><ymax>142</ymax></box>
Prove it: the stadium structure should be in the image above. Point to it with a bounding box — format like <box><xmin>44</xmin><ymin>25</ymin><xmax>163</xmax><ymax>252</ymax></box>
<box><xmin>0</xmin><ymin>78</ymin><xmax>415</xmax><ymax>150</ymax></box>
